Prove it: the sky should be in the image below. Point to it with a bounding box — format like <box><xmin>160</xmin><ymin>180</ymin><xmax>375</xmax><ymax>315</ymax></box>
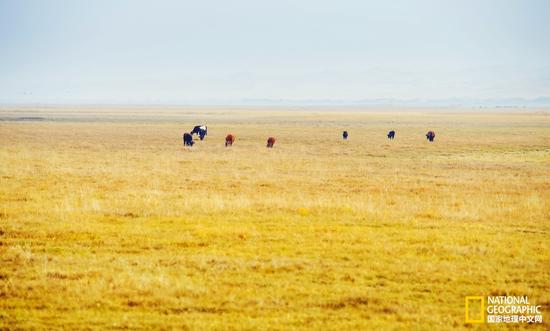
<box><xmin>1</xmin><ymin>0</ymin><xmax>549</xmax><ymax>104</ymax></box>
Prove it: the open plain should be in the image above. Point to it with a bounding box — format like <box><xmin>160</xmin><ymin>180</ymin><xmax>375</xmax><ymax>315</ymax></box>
<box><xmin>0</xmin><ymin>107</ymin><xmax>549</xmax><ymax>330</ymax></box>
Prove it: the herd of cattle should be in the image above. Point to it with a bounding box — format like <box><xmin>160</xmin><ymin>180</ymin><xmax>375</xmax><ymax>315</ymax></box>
<box><xmin>183</xmin><ymin>125</ymin><xmax>436</xmax><ymax>147</ymax></box>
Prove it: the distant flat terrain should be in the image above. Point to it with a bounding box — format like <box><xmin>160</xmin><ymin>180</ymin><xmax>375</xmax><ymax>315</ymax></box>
<box><xmin>1</xmin><ymin>107</ymin><xmax>548</xmax><ymax>329</ymax></box>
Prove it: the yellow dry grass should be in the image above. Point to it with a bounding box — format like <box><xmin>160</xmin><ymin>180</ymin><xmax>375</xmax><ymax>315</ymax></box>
<box><xmin>1</xmin><ymin>107</ymin><xmax>549</xmax><ymax>330</ymax></box>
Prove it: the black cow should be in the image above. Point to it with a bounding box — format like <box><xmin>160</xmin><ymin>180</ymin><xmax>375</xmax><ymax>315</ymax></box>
<box><xmin>191</xmin><ymin>125</ymin><xmax>207</xmax><ymax>140</ymax></box>
<box><xmin>426</xmin><ymin>131</ymin><xmax>435</xmax><ymax>142</ymax></box>
<box><xmin>342</xmin><ymin>131</ymin><xmax>349</xmax><ymax>140</ymax></box>
<box><xmin>183</xmin><ymin>133</ymin><xmax>194</xmax><ymax>146</ymax></box>
<box><xmin>387</xmin><ymin>130</ymin><xmax>395</xmax><ymax>139</ymax></box>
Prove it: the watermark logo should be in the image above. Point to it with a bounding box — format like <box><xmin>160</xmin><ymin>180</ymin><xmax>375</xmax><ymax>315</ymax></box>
<box><xmin>465</xmin><ymin>296</ymin><xmax>484</xmax><ymax>323</ymax></box>
<box><xmin>465</xmin><ymin>295</ymin><xmax>543</xmax><ymax>324</ymax></box>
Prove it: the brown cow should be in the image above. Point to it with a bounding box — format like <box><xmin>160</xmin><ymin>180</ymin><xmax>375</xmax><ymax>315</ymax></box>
<box><xmin>266</xmin><ymin>137</ymin><xmax>276</xmax><ymax>148</ymax></box>
<box><xmin>225</xmin><ymin>134</ymin><xmax>235</xmax><ymax>147</ymax></box>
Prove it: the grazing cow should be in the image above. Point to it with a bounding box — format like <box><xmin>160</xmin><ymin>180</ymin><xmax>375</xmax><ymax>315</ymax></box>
<box><xmin>225</xmin><ymin>134</ymin><xmax>235</xmax><ymax>147</ymax></box>
<box><xmin>342</xmin><ymin>131</ymin><xmax>349</xmax><ymax>140</ymax></box>
<box><xmin>266</xmin><ymin>137</ymin><xmax>276</xmax><ymax>148</ymax></box>
<box><xmin>426</xmin><ymin>131</ymin><xmax>436</xmax><ymax>142</ymax></box>
<box><xmin>191</xmin><ymin>125</ymin><xmax>207</xmax><ymax>140</ymax></box>
<box><xmin>183</xmin><ymin>133</ymin><xmax>194</xmax><ymax>146</ymax></box>
<box><xmin>387</xmin><ymin>130</ymin><xmax>395</xmax><ymax>139</ymax></box>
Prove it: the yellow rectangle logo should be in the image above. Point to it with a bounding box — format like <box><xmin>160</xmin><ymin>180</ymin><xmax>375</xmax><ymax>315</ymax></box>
<box><xmin>465</xmin><ymin>296</ymin><xmax>485</xmax><ymax>323</ymax></box>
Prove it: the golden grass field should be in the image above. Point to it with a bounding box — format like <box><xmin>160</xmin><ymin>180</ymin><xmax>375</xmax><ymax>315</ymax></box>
<box><xmin>1</xmin><ymin>107</ymin><xmax>549</xmax><ymax>330</ymax></box>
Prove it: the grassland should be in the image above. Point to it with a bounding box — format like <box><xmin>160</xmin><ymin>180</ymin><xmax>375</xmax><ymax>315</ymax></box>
<box><xmin>0</xmin><ymin>107</ymin><xmax>549</xmax><ymax>330</ymax></box>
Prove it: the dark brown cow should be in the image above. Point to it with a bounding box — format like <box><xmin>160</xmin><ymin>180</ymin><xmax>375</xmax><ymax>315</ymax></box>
<box><xmin>266</xmin><ymin>137</ymin><xmax>276</xmax><ymax>148</ymax></box>
<box><xmin>426</xmin><ymin>131</ymin><xmax>435</xmax><ymax>142</ymax></box>
<box><xmin>225</xmin><ymin>134</ymin><xmax>235</xmax><ymax>147</ymax></box>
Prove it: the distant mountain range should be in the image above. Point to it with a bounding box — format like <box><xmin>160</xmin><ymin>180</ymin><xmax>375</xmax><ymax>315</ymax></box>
<box><xmin>206</xmin><ymin>97</ymin><xmax>550</xmax><ymax>107</ymax></box>
<box><xmin>2</xmin><ymin>97</ymin><xmax>550</xmax><ymax>108</ymax></box>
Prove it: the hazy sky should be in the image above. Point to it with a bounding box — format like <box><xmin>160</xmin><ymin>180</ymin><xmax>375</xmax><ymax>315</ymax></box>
<box><xmin>1</xmin><ymin>0</ymin><xmax>549</xmax><ymax>104</ymax></box>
